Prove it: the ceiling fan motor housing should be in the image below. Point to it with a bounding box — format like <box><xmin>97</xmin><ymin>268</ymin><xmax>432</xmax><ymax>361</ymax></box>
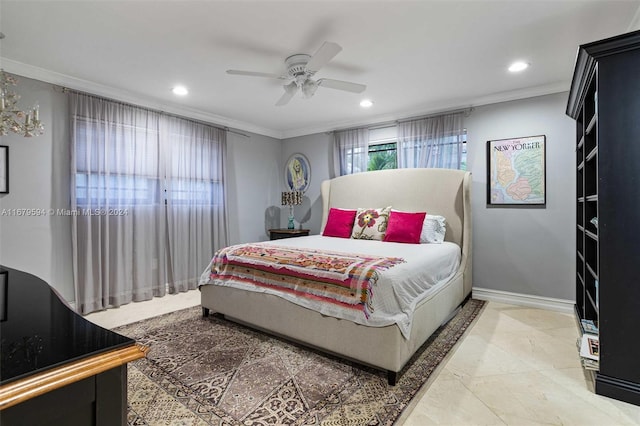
<box><xmin>285</xmin><ymin>54</ymin><xmax>313</xmax><ymax>80</ymax></box>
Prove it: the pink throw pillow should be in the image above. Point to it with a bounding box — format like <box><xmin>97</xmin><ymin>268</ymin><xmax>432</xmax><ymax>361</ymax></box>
<box><xmin>323</xmin><ymin>208</ymin><xmax>357</xmax><ymax>238</ymax></box>
<box><xmin>384</xmin><ymin>210</ymin><xmax>427</xmax><ymax>244</ymax></box>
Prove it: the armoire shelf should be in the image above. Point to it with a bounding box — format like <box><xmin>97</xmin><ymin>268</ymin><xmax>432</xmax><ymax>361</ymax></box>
<box><xmin>566</xmin><ymin>29</ymin><xmax>640</xmax><ymax>406</ymax></box>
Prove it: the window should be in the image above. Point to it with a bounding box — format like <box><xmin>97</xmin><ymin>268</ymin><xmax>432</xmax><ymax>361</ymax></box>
<box><xmin>70</xmin><ymin>92</ymin><xmax>228</xmax><ymax>314</ymax></box>
<box><xmin>75</xmin><ymin>174</ymin><xmax>161</xmax><ymax>206</ymax></box>
<box><xmin>367</xmin><ymin>127</ymin><xmax>467</xmax><ymax>171</ymax></box>
<box><xmin>74</xmin><ymin>116</ymin><xmax>163</xmax><ymax>207</ymax></box>
<box><xmin>74</xmin><ymin>118</ymin><xmax>224</xmax><ymax>207</ymax></box>
<box><xmin>402</xmin><ymin>132</ymin><xmax>467</xmax><ymax>170</ymax></box>
<box><xmin>164</xmin><ymin>130</ymin><xmax>225</xmax><ymax>206</ymax></box>
<box><xmin>461</xmin><ymin>137</ymin><xmax>468</xmax><ymax>170</ymax></box>
<box><xmin>166</xmin><ymin>179</ymin><xmax>223</xmax><ymax>205</ymax></box>
<box><xmin>367</xmin><ymin>126</ymin><xmax>397</xmax><ymax>171</ymax></box>
<box><xmin>368</xmin><ymin>142</ymin><xmax>397</xmax><ymax>171</ymax></box>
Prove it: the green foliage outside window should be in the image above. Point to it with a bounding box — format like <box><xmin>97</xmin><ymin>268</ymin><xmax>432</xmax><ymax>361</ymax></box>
<box><xmin>367</xmin><ymin>139</ymin><xmax>467</xmax><ymax>171</ymax></box>
<box><xmin>368</xmin><ymin>142</ymin><xmax>397</xmax><ymax>171</ymax></box>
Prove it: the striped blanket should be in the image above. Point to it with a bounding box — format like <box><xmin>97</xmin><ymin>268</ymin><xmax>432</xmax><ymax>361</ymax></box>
<box><xmin>207</xmin><ymin>243</ymin><xmax>405</xmax><ymax>318</ymax></box>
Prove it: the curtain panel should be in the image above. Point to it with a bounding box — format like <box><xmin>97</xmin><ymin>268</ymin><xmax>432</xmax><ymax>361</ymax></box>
<box><xmin>70</xmin><ymin>93</ymin><xmax>228</xmax><ymax>314</ymax></box>
<box><xmin>397</xmin><ymin>112</ymin><xmax>465</xmax><ymax>169</ymax></box>
<box><xmin>333</xmin><ymin>128</ymin><xmax>369</xmax><ymax>176</ymax></box>
<box><xmin>162</xmin><ymin>116</ymin><xmax>228</xmax><ymax>293</ymax></box>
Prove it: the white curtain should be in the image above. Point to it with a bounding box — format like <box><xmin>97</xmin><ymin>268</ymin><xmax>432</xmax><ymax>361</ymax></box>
<box><xmin>71</xmin><ymin>93</ymin><xmax>228</xmax><ymax>314</ymax></box>
<box><xmin>333</xmin><ymin>128</ymin><xmax>369</xmax><ymax>175</ymax></box>
<box><xmin>397</xmin><ymin>112</ymin><xmax>465</xmax><ymax>169</ymax></box>
<box><xmin>162</xmin><ymin>116</ymin><xmax>227</xmax><ymax>293</ymax></box>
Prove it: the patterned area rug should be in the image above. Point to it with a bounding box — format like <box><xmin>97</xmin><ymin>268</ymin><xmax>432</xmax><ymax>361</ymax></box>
<box><xmin>117</xmin><ymin>299</ymin><xmax>485</xmax><ymax>425</ymax></box>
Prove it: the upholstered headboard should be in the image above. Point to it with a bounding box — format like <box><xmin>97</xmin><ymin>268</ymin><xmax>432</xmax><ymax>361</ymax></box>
<box><xmin>320</xmin><ymin>168</ymin><xmax>472</xmax><ymax>296</ymax></box>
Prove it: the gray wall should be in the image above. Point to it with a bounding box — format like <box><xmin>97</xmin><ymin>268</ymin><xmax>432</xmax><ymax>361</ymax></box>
<box><xmin>226</xmin><ymin>130</ymin><xmax>282</xmax><ymax>244</ymax></box>
<box><xmin>0</xmin><ymin>77</ymin><xmax>74</xmax><ymax>300</ymax></box>
<box><xmin>0</xmin><ymin>75</ymin><xmax>282</xmax><ymax>302</ymax></box>
<box><xmin>466</xmin><ymin>92</ymin><xmax>575</xmax><ymax>300</ymax></box>
<box><xmin>281</xmin><ymin>92</ymin><xmax>576</xmax><ymax>301</ymax></box>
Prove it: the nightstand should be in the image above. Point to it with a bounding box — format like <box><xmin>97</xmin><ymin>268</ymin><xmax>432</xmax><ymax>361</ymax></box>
<box><xmin>269</xmin><ymin>229</ymin><xmax>310</xmax><ymax>240</ymax></box>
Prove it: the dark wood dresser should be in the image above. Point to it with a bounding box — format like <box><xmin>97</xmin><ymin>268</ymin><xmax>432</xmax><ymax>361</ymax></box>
<box><xmin>0</xmin><ymin>266</ymin><xmax>147</xmax><ymax>425</ymax></box>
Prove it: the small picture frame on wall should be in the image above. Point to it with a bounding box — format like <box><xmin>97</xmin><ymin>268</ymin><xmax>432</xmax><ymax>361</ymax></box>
<box><xmin>0</xmin><ymin>145</ymin><xmax>8</xmax><ymax>194</ymax></box>
<box><xmin>486</xmin><ymin>135</ymin><xmax>546</xmax><ymax>206</ymax></box>
<box><xmin>285</xmin><ymin>153</ymin><xmax>311</xmax><ymax>193</ymax></box>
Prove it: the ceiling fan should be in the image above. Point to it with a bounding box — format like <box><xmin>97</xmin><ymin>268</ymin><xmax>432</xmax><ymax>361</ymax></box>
<box><xmin>226</xmin><ymin>41</ymin><xmax>366</xmax><ymax>106</ymax></box>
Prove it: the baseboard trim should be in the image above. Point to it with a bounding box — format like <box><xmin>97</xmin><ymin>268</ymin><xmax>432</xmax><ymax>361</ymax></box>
<box><xmin>472</xmin><ymin>287</ymin><xmax>574</xmax><ymax>314</ymax></box>
<box><xmin>596</xmin><ymin>374</ymin><xmax>640</xmax><ymax>406</ymax></box>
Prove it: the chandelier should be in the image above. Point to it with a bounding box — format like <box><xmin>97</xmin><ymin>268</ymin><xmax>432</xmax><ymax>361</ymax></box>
<box><xmin>0</xmin><ymin>70</ymin><xmax>44</xmax><ymax>137</ymax></box>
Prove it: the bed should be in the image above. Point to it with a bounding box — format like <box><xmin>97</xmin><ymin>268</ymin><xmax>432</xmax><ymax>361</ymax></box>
<box><xmin>199</xmin><ymin>168</ymin><xmax>472</xmax><ymax>385</ymax></box>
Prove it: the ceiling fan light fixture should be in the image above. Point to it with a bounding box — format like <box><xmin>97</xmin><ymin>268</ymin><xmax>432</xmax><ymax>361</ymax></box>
<box><xmin>360</xmin><ymin>99</ymin><xmax>374</xmax><ymax>108</ymax></box>
<box><xmin>302</xmin><ymin>80</ymin><xmax>318</xmax><ymax>98</ymax></box>
<box><xmin>284</xmin><ymin>81</ymin><xmax>298</xmax><ymax>95</ymax></box>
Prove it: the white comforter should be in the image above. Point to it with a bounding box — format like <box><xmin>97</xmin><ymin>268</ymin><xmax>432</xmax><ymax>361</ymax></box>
<box><xmin>200</xmin><ymin>235</ymin><xmax>461</xmax><ymax>338</ymax></box>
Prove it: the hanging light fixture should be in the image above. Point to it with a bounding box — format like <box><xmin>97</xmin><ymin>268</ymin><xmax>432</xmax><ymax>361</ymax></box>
<box><xmin>0</xmin><ymin>69</ymin><xmax>44</xmax><ymax>137</ymax></box>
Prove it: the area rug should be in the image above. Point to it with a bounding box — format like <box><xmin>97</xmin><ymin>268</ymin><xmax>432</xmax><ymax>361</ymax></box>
<box><xmin>117</xmin><ymin>299</ymin><xmax>485</xmax><ymax>426</ymax></box>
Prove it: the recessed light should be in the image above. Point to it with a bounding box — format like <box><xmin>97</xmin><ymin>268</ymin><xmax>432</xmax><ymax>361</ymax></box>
<box><xmin>172</xmin><ymin>85</ymin><xmax>188</xmax><ymax>96</ymax></box>
<box><xmin>508</xmin><ymin>61</ymin><xmax>529</xmax><ymax>73</ymax></box>
<box><xmin>360</xmin><ymin>99</ymin><xmax>373</xmax><ymax>108</ymax></box>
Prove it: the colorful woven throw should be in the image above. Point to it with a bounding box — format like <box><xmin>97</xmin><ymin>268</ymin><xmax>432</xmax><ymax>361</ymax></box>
<box><xmin>208</xmin><ymin>243</ymin><xmax>405</xmax><ymax>318</ymax></box>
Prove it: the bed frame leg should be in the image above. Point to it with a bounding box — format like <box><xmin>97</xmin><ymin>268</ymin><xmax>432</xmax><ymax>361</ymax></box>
<box><xmin>202</xmin><ymin>307</ymin><xmax>210</xmax><ymax>317</ymax></box>
<box><xmin>387</xmin><ymin>371</ymin><xmax>397</xmax><ymax>386</ymax></box>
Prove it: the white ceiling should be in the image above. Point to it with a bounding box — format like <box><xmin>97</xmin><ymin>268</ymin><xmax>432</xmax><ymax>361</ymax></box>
<box><xmin>2</xmin><ymin>1</ymin><xmax>639</xmax><ymax>139</ymax></box>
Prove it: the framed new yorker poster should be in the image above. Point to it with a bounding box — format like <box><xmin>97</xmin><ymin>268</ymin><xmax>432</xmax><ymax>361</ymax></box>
<box><xmin>284</xmin><ymin>153</ymin><xmax>311</xmax><ymax>193</ymax></box>
<box><xmin>487</xmin><ymin>135</ymin><xmax>546</xmax><ymax>206</ymax></box>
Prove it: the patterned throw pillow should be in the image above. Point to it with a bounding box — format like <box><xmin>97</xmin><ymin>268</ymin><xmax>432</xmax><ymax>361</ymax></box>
<box><xmin>351</xmin><ymin>206</ymin><xmax>392</xmax><ymax>240</ymax></box>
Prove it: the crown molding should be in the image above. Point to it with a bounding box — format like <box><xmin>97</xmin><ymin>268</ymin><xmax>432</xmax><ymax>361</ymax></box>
<box><xmin>0</xmin><ymin>58</ymin><xmax>284</xmax><ymax>140</ymax></box>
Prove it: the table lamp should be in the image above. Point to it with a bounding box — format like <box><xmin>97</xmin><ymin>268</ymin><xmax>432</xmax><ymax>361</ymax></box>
<box><xmin>281</xmin><ymin>191</ymin><xmax>302</xmax><ymax>229</ymax></box>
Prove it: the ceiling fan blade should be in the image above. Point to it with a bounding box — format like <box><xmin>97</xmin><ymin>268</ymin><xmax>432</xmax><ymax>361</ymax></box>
<box><xmin>275</xmin><ymin>82</ymin><xmax>298</xmax><ymax>106</ymax></box>
<box><xmin>317</xmin><ymin>78</ymin><xmax>366</xmax><ymax>93</ymax></box>
<box><xmin>226</xmin><ymin>70</ymin><xmax>286</xmax><ymax>79</ymax></box>
<box><xmin>305</xmin><ymin>42</ymin><xmax>342</xmax><ymax>73</ymax></box>
<box><xmin>275</xmin><ymin>91</ymin><xmax>295</xmax><ymax>106</ymax></box>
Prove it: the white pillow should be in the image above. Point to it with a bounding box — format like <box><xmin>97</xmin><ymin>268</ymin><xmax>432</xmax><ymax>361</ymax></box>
<box><xmin>420</xmin><ymin>214</ymin><xmax>446</xmax><ymax>244</ymax></box>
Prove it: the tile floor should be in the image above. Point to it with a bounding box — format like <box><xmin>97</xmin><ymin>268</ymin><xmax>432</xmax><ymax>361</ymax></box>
<box><xmin>86</xmin><ymin>294</ymin><xmax>640</xmax><ymax>425</ymax></box>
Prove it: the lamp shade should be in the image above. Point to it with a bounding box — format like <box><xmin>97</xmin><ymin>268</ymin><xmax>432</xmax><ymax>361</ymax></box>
<box><xmin>283</xmin><ymin>81</ymin><xmax>298</xmax><ymax>95</ymax></box>
<box><xmin>281</xmin><ymin>191</ymin><xmax>302</xmax><ymax>206</ymax></box>
<box><xmin>302</xmin><ymin>80</ymin><xmax>318</xmax><ymax>98</ymax></box>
